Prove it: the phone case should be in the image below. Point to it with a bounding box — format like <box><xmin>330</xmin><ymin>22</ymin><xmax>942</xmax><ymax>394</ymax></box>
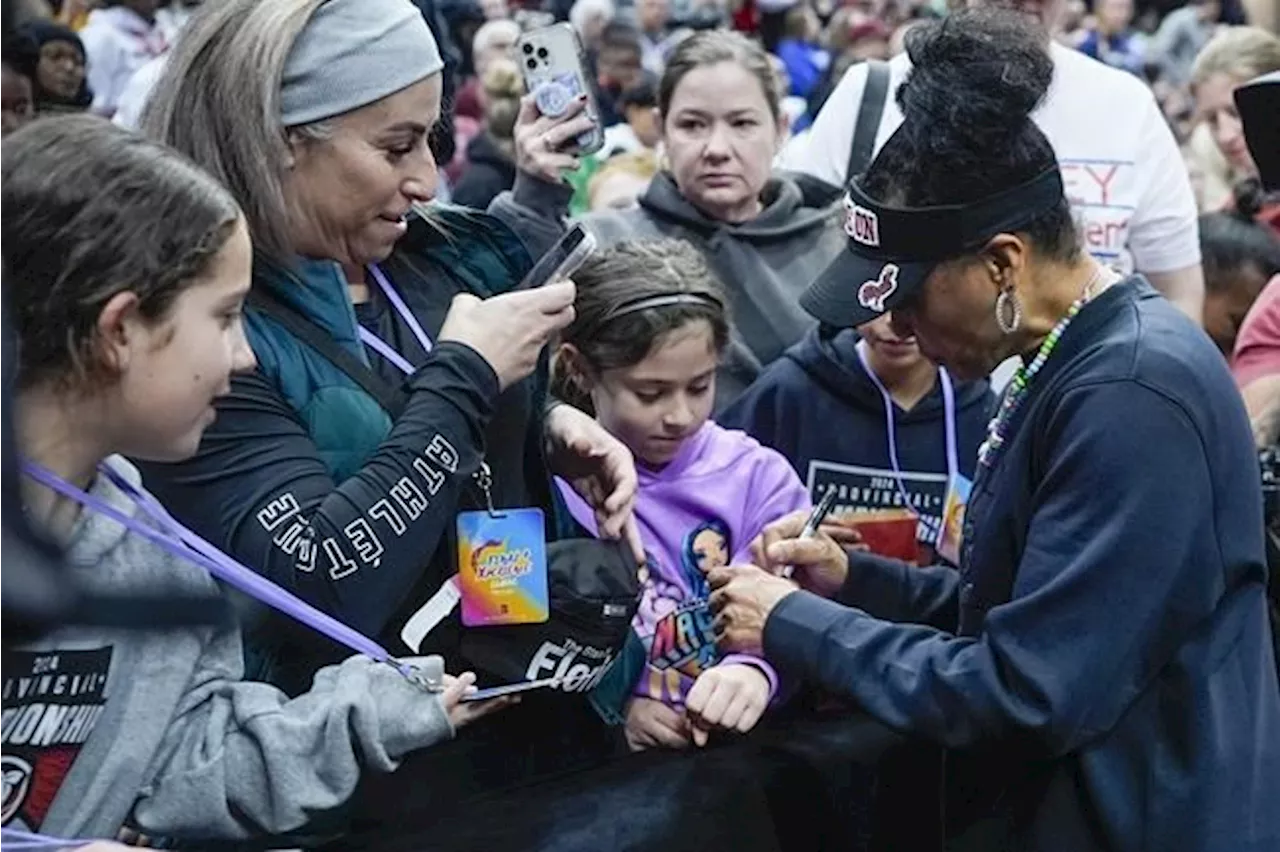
<box><xmin>516</xmin><ymin>23</ymin><xmax>605</xmax><ymax>156</ymax></box>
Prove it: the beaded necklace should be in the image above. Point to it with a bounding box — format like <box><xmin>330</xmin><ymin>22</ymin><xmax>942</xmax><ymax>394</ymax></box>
<box><xmin>977</xmin><ymin>267</ymin><xmax>1109</xmax><ymax>471</ymax></box>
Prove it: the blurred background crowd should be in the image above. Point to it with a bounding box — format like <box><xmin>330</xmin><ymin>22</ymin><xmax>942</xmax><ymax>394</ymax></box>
<box><xmin>3</xmin><ymin>0</ymin><xmax>1277</xmax><ymax>220</ymax></box>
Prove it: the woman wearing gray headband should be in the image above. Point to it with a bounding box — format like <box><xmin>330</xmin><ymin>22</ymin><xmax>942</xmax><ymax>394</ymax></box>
<box><xmin>135</xmin><ymin>0</ymin><xmax>637</xmax><ymax>795</ymax></box>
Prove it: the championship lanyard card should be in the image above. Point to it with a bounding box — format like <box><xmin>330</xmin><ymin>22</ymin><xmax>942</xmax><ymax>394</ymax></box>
<box><xmin>457</xmin><ymin>507</ymin><xmax>549</xmax><ymax>627</ymax></box>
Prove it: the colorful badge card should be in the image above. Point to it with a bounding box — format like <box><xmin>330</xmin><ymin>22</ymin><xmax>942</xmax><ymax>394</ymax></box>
<box><xmin>935</xmin><ymin>473</ymin><xmax>972</xmax><ymax>567</ymax></box>
<box><xmin>457</xmin><ymin>507</ymin><xmax>549</xmax><ymax>627</ymax></box>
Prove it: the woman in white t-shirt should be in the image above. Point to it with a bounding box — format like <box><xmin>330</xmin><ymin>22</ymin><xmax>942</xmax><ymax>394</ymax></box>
<box><xmin>780</xmin><ymin>0</ymin><xmax>1206</xmax><ymax>323</ymax></box>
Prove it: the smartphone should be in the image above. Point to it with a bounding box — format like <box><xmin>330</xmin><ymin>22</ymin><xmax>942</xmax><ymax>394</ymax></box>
<box><xmin>516</xmin><ymin>23</ymin><xmax>605</xmax><ymax>156</ymax></box>
<box><xmin>460</xmin><ymin>676</ymin><xmax>561</xmax><ymax>702</ymax></box>
<box><xmin>518</xmin><ymin>223</ymin><xmax>597</xmax><ymax>291</ymax></box>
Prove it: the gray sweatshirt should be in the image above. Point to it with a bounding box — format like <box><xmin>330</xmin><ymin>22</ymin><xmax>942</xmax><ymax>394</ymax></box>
<box><xmin>0</xmin><ymin>458</ymin><xmax>454</xmax><ymax>843</ymax></box>
<box><xmin>490</xmin><ymin>171</ymin><xmax>846</xmax><ymax>410</ymax></box>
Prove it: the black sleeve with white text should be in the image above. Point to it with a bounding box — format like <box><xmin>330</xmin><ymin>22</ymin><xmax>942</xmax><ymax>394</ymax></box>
<box><xmin>137</xmin><ymin>341</ymin><xmax>500</xmax><ymax>639</ymax></box>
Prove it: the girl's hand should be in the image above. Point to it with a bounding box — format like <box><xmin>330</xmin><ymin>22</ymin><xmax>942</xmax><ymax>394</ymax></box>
<box><xmin>440</xmin><ymin>672</ymin><xmax>519</xmax><ymax>729</ymax></box>
<box><xmin>625</xmin><ymin>696</ymin><xmax>694</xmax><ymax>751</ymax></box>
<box><xmin>684</xmin><ymin>663</ymin><xmax>770</xmax><ymax>746</ymax></box>
<box><xmin>544</xmin><ymin>403</ymin><xmax>645</xmax><ymax>563</ymax></box>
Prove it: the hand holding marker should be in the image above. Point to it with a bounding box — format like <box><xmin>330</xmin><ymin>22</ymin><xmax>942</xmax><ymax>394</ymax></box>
<box><xmin>785</xmin><ymin>488</ymin><xmax>838</xmax><ymax>578</ymax></box>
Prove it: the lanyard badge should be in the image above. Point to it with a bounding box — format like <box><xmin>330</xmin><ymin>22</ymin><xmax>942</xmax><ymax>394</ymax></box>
<box><xmin>456</xmin><ymin>463</ymin><xmax>549</xmax><ymax>627</ymax></box>
<box><xmin>357</xmin><ymin>266</ymin><xmax>549</xmax><ymax>639</ymax></box>
<box><xmin>399</xmin><ymin>461</ymin><xmax>551</xmax><ymax>651</ymax></box>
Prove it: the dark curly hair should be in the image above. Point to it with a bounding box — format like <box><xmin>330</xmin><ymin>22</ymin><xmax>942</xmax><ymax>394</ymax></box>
<box><xmin>2</xmin><ymin>115</ymin><xmax>242</xmax><ymax>389</ymax></box>
<box><xmin>861</xmin><ymin>8</ymin><xmax>1079</xmax><ymax>264</ymax></box>
<box><xmin>1200</xmin><ymin>211</ymin><xmax>1280</xmax><ymax>294</ymax></box>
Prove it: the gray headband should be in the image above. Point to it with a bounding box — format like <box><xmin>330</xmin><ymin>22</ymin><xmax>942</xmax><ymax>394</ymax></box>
<box><xmin>280</xmin><ymin>0</ymin><xmax>444</xmax><ymax>127</ymax></box>
<box><xmin>600</xmin><ymin>293</ymin><xmax>724</xmax><ymax>324</ymax></box>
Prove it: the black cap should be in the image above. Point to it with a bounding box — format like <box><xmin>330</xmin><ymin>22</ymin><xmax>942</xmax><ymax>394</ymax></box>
<box><xmin>801</xmin><ymin>167</ymin><xmax>1065</xmax><ymax>328</ymax></box>
<box><xmin>1236</xmin><ymin>71</ymin><xmax>1279</xmax><ymax>193</ymax></box>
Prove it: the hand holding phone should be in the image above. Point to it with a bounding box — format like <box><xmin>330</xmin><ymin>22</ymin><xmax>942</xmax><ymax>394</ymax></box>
<box><xmin>438</xmin><ymin>281</ymin><xmax>576</xmax><ymax>391</ymax></box>
<box><xmin>460</xmin><ymin>676</ymin><xmax>562</xmax><ymax>702</ymax></box>
<box><xmin>518</xmin><ymin>224</ymin><xmax>597</xmax><ymax>291</ymax></box>
<box><xmin>511</xmin><ymin>24</ymin><xmax>604</xmax><ymax>183</ymax></box>
<box><xmin>517</xmin><ymin>24</ymin><xmax>605</xmax><ymax>155</ymax></box>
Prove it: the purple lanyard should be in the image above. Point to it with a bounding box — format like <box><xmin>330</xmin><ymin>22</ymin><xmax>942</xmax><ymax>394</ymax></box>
<box><xmin>357</xmin><ymin>264</ymin><xmax>432</xmax><ymax>377</ymax></box>
<box><xmin>0</xmin><ymin>828</ymin><xmax>85</xmax><ymax>850</ymax></box>
<box><xmin>20</xmin><ymin>461</ymin><xmax>437</xmax><ymax>691</ymax></box>
<box><xmin>0</xmin><ymin>823</ymin><xmax>82</xmax><ymax>844</ymax></box>
<box><xmin>854</xmin><ymin>340</ymin><xmax>959</xmax><ymax>540</ymax></box>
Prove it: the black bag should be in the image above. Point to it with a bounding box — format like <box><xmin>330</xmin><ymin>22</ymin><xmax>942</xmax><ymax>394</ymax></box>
<box><xmin>460</xmin><ymin>536</ymin><xmax>640</xmax><ymax>692</ymax></box>
<box><xmin>247</xmin><ymin>289</ymin><xmax>641</xmax><ymax>689</ymax></box>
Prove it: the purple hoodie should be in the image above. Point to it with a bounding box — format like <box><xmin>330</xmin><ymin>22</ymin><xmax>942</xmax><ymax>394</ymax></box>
<box><xmin>558</xmin><ymin>421</ymin><xmax>810</xmax><ymax>709</ymax></box>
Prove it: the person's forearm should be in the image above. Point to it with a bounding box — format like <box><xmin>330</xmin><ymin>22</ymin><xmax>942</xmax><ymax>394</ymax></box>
<box><xmin>142</xmin><ymin>343</ymin><xmax>502</xmax><ymax>640</ymax></box>
<box><xmin>134</xmin><ymin>652</ymin><xmax>453</xmax><ymax>839</ymax></box>
<box><xmin>487</xmin><ymin>173</ymin><xmax>575</xmax><ymax>265</ymax></box>
<box><xmin>1242</xmin><ymin>375</ymin><xmax>1280</xmax><ymax>448</ymax></box>
<box><xmin>241</xmin><ymin>344</ymin><xmax>500</xmax><ymax>636</ymax></box>
<box><xmin>839</xmin><ymin>550</ymin><xmax>961</xmax><ymax>630</ymax></box>
<box><xmin>1143</xmin><ymin>264</ymin><xmax>1205</xmax><ymax>325</ymax></box>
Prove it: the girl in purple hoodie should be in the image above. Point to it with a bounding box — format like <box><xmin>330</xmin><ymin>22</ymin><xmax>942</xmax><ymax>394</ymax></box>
<box><xmin>553</xmin><ymin>239</ymin><xmax>810</xmax><ymax>751</ymax></box>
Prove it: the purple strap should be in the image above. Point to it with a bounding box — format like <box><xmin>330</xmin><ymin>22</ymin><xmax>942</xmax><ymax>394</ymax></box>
<box><xmin>20</xmin><ymin>461</ymin><xmax>428</xmax><ymax>687</ymax></box>
<box><xmin>359</xmin><ymin>264</ymin><xmax>431</xmax><ymax>377</ymax></box>
<box><xmin>0</xmin><ymin>828</ymin><xmax>87</xmax><ymax>849</ymax></box>
<box><xmin>854</xmin><ymin>340</ymin><xmax>959</xmax><ymax>543</ymax></box>
<box><xmin>358</xmin><ymin>326</ymin><xmax>415</xmax><ymax>375</ymax></box>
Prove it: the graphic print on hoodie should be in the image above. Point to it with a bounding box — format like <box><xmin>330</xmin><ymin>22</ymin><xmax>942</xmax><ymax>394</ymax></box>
<box><xmin>557</xmin><ymin>422</ymin><xmax>810</xmax><ymax>707</ymax></box>
<box><xmin>2</xmin><ymin>648</ymin><xmax>111</xmax><ymax>830</ymax></box>
<box><xmin>721</xmin><ymin>327</ymin><xmax>995</xmax><ymax>553</ymax></box>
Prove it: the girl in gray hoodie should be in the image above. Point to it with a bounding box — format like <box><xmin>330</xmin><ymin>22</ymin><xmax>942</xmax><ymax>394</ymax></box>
<box><xmin>1</xmin><ymin>116</ymin><xmax>502</xmax><ymax>845</ymax></box>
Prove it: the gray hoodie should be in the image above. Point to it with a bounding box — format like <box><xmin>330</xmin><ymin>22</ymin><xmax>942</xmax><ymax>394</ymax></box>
<box><xmin>491</xmin><ymin>171</ymin><xmax>846</xmax><ymax>409</ymax></box>
<box><xmin>0</xmin><ymin>458</ymin><xmax>454</xmax><ymax>843</ymax></box>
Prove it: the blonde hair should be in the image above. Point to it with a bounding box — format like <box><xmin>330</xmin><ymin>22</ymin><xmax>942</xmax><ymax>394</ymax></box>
<box><xmin>482</xmin><ymin>58</ymin><xmax>524</xmax><ymax>142</ymax></box>
<box><xmin>1191</xmin><ymin>26</ymin><xmax>1280</xmax><ymax>89</ymax></box>
<box><xmin>587</xmin><ymin>150</ymin><xmax>659</xmax><ymax>208</ymax></box>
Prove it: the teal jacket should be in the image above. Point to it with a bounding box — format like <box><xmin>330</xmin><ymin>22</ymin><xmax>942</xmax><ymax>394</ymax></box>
<box><xmin>245</xmin><ymin>207</ymin><xmax>535</xmax><ymax>483</ymax></box>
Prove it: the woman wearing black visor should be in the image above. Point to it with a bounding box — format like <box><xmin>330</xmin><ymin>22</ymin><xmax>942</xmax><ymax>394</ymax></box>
<box><xmin>709</xmin><ymin>9</ymin><xmax>1280</xmax><ymax>852</ymax></box>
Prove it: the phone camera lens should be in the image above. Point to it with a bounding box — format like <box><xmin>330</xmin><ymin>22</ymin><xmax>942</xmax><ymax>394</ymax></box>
<box><xmin>522</xmin><ymin>43</ymin><xmax>534</xmax><ymax>54</ymax></box>
<box><xmin>526</xmin><ymin>57</ymin><xmax>537</xmax><ymax>70</ymax></box>
<box><xmin>537</xmin><ymin>47</ymin><xmax>548</xmax><ymax>58</ymax></box>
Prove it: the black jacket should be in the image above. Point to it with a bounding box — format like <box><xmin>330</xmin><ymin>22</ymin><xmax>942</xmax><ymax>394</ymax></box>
<box><xmin>764</xmin><ymin>278</ymin><xmax>1280</xmax><ymax>851</ymax></box>
<box><xmin>137</xmin><ymin>210</ymin><xmax>549</xmax><ymax>692</ymax></box>
<box><xmin>452</xmin><ymin>133</ymin><xmax>517</xmax><ymax>210</ymax></box>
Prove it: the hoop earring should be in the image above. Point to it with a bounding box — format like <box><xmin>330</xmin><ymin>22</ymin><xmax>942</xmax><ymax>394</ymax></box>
<box><xmin>995</xmin><ymin>287</ymin><xmax>1022</xmax><ymax>335</ymax></box>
